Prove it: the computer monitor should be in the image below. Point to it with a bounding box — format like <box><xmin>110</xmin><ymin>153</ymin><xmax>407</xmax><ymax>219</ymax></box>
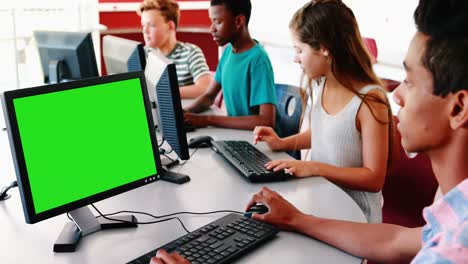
<box><xmin>144</xmin><ymin>50</ymin><xmax>190</xmax><ymax>172</ymax></box>
<box><xmin>0</xmin><ymin>71</ymin><xmax>183</xmax><ymax>252</ymax></box>
<box><xmin>34</xmin><ymin>30</ymin><xmax>99</xmax><ymax>84</ymax></box>
<box><xmin>102</xmin><ymin>35</ymin><xmax>146</xmax><ymax>75</ymax></box>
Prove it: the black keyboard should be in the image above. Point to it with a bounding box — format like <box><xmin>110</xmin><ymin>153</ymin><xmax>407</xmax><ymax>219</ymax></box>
<box><xmin>127</xmin><ymin>213</ymin><xmax>279</xmax><ymax>264</ymax></box>
<box><xmin>211</xmin><ymin>141</ymin><xmax>290</xmax><ymax>182</ymax></box>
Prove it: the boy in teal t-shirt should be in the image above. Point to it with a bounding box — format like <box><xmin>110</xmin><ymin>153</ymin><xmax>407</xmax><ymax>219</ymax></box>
<box><xmin>184</xmin><ymin>0</ymin><xmax>277</xmax><ymax>130</ymax></box>
<box><xmin>215</xmin><ymin>42</ymin><xmax>276</xmax><ymax>117</ymax></box>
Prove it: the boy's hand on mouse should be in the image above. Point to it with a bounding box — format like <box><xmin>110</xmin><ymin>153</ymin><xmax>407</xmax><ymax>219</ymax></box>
<box><xmin>150</xmin><ymin>249</ymin><xmax>190</xmax><ymax>264</ymax></box>
<box><xmin>184</xmin><ymin>112</ymin><xmax>209</xmax><ymax>128</ymax></box>
<box><xmin>253</xmin><ymin>126</ymin><xmax>284</xmax><ymax>151</ymax></box>
<box><xmin>265</xmin><ymin>159</ymin><xmax>317</xmax><ymax>177</ymax></box>
<box><xmin>246</xmin><ymin>187</ymin><xmax>303</xmax><ymax>231</ymax></box>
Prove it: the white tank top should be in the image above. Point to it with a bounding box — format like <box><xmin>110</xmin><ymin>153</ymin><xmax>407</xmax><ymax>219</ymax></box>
<box><xmin>310</xmin><ymin>77</ymin><xmax>384</xmax><ymax>223</ymax></box>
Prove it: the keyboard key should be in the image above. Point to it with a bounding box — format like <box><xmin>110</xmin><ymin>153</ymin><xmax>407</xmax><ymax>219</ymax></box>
<box><xmin>210</xmin><ymin>241</ymin><xmax>224</xmax><ymax>249</ymax></box>
<box><xmin>196</xmin><ymin>236</ymin><xmax>210</xmax><ymax>243</ymax></box>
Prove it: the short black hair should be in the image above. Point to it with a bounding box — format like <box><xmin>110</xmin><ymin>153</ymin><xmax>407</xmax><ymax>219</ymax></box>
<box><xmin>414</xmin><ymin>0</ymin><xmax>468</xmax><ymax>96</ymax></box>
<box><xmin>210</xmin><ymin>0</ymin><xmax>252</xmax><ymax>25</ymax></box>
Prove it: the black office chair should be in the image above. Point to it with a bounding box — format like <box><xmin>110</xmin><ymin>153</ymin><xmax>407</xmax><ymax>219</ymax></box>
<box><xmin>275</xmin><ymin>83</ymin><xmax>307</xmax><ymax>159</ymax></box>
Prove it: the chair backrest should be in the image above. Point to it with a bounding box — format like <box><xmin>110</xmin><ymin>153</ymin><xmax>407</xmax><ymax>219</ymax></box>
<box><xmin>275</xmin><ymin>84</ymin><xmax>305</xmax><ymax>138</ymax></box>
<box><xmin>383</xmin><ymin>116</ymin><xmax>438</xmax><ymax>227</ymax></box>
<box><xmin>275</xmin><ymin>84</ymin><xmax>307</xmax><ymax>159</ymax></box>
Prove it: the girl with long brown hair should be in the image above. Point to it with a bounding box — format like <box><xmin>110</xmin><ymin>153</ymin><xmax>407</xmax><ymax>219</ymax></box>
<box><xmin>254</xmin><ymin>0</ymin><xmax>392</xmax><ymax>223</ymax></box>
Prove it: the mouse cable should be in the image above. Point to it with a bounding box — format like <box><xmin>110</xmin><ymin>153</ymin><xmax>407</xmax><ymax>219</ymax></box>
<box><xmin>91</xmin><ymin>205</ymin><xmax>244</xmax><ymax>233</ymax></box>
<box><xmin>158</xmin><ymin>137</ymin><xmax>165</xmax><ymax>148</ymax></box>
<box><xmin>159</xmin><ymin>146</ymin><xmax>174</xmax><ymax>156</ymax></box>
<box><xmin>99</xmin><ymin>208</ymin><xmax>244</xmax><ymax>220</ymax></box>
<box><xmin>161</xmin><ymin>146</ymin><xmax>199</xmax><ymax>167</ymax></box>
<box><xmin>66</xmin><ymin>207</ymin><xmax>191</xmax><ymax>234</ymax></box>
<box><xmin>178</xmin><ymin>147</ymin><xmax>200</xmax><ymax>166</ymax></box>
<box><xmin>165</xmin><ymin>147</ymin><xmax>174</xmax><ymax>154</ymax></box>
<box><xmin>92</xmin><ymin>204</ymin><xmax>191</xmax><ymax>233</ymax></box>
<box><xmin>160</xmin><ymin>152</ymin><xmax>182</xmax><ymax>168</ymax></box>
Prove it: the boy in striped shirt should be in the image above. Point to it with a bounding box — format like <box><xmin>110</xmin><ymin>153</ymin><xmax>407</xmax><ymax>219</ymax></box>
<box><xmin>138</xmin><ymin>0</ymin><xmax>213</xmax><ymax>99</ymax></box>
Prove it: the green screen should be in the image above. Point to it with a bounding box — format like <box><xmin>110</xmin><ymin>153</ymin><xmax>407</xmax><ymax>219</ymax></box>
<box><xmin>13</xmin><ymin>78</ymin><xmax>157</xmax><ymax>214</ymax></box>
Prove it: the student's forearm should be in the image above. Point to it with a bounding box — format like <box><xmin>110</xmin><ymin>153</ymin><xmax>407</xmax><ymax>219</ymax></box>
<box><xmin>206</xmin><ymin>115</ymin><xmax>273</xmax><ymax>130</ymax></box>
<box><xmin>180</xmin><ymin>75</ymin><xmax>212</xmax><ymax>99</ymax></box>
<box><xmin>185</xmin><ymin>94</ymin><xmax>214</xmax><ymax>113</ymax></box>
<box><xmin>280</xmin><ymin>130</ymin><xmax>311</xmax><ymax>150</ymax></box>
<box><xmin>179</xmin><ymin>84</ymin><xmax>206</xmax><ymax>99</ymax></box>
<box><xmin>307</xmin><ymin>163</ymin><xmax>385</xmax><ymax>192</ymax></box>
<box><xmin>290</xmin><ymin>214</ymin><xmax>421</xmax><ymax>263</ymax></box>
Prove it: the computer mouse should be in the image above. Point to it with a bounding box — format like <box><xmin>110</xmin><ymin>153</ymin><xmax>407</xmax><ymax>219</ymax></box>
<box><xmin>244</xmin><ymin>204</ymin><xmax>269</xmax><ymax>218</ymax></box>
<box><xmin>188</xmin><ymin>135</ymin><xmax>214</xmax><ymax>149</ymax></box>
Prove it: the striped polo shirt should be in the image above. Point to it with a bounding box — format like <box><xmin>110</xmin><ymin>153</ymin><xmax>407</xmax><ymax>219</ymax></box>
<box><xmin>166</xmin><ymin>42</ymin><xmax>210</xmax><ymax>87</ymax></box>
<box><xmin>412</xmin><ymin>179</ymin><xmax>468</xmax><ymax>263</ymax></box>
<box><xmin>145</xmin><ymin>42</ymin><xmax>210</xmax><ymax>87</ymax></box>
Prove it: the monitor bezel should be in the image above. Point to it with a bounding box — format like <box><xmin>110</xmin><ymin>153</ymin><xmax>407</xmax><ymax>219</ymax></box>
<box><xmin>145</xmin><ymin>50</ymin><xmax>190</xmax><ymax>161</ymax></box>
<box><xmin>156</xmin><ymin>63</ymin><xmax>190</xmax><ymax>160</ymax></box>
<box><xmin>102</xmin><ymin>35</ymin><xmax>146</xmax><ymax>75</ymax></box>
<box><xmin>2</xmin><ymin>71</ymin><xmax>163</xmax><ymax>224</ymax></box>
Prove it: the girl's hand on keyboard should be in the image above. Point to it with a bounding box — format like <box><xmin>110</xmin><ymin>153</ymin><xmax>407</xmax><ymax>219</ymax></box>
<box><xmin>150</xmin><ymin>249</ymin><xmax>190</xmax><ymax>264</ymax></box>
<box><xmin>265</xmin><ymin>159</ymin><xmax>316</xmax><ymax>177</ymax></box>
<box><xmin>253</xmin><ymin>126</ymin><xmax>284</xmax><ymax>151</ymax></box>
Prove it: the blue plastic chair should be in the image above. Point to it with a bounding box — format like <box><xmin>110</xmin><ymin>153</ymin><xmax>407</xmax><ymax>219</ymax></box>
<box><xmin>275</xmin><ymin>84</ymin><xmax>307</xmax><ymax>159</ymax></box>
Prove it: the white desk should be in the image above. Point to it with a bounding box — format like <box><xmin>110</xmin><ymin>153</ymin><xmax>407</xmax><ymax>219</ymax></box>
<box><xmin>0</xmin><ymin>125</ymin><xmax>366</xmax><ymax>263</ymax></box>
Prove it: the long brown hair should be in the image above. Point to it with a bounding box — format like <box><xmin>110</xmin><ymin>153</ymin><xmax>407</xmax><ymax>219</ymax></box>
<box><xmin>291</xmin><ymin>0</ymin><xmax>393</xmax><ymax>165</ymax></box>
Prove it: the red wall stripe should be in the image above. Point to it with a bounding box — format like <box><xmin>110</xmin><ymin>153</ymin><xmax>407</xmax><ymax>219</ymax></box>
<box><xmin>99</xmin><ymin>10</ymin><xmax>211</xmax><ymax>29</ymax></box>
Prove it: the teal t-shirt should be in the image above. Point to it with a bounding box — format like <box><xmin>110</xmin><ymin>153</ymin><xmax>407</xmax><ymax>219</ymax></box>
<box><xmin>214</xmin><ymin>42</ymin><xmax>276</xmax><ymax>116</ymax></box>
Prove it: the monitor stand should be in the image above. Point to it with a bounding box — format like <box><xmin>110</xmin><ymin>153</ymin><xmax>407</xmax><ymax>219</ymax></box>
<box><xmin>48</xmin><ymin>60</ymin><xmax>70</xmax><ymax>84</ymax></box>
<box><xmin>159</xmin><ymin>157</ymin><xmax>190</xmax><ymax>184</ymax></box>
<box><xmin>53</xmin><ymin>206</ymin><xmax>137</xmax><ymax>252</ymax></box>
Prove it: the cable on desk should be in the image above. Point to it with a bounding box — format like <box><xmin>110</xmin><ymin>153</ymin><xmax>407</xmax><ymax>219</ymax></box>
<box><xmin>178</xmin><ymin>147</ymin><xmax>200</xmax><ymax>166</ymax></box>
<box><xmin>165</xmin><ymin>147</ymin><xmax>174</xmax><ymax>154</ymax></box>
<box><xmin>158</xmin><ymin>137</ymin><xmax>165</xmax><ymax>148</ymax></box>
<box><xmin>161</xmin><ymin>152</ymin><xmax>175</xmax><ymax>159</ymax></box>
<box><xmin>100</xmin><ymin>209</ymin><xmax>244</xmax><ymax>219</ymax></box>
<box><xmin>91</xmin><ymin>204</ymin><xmax>191</xmax><ymax>233</ymax></box>
<box><xmin>161</xmin><ymin>146</ymin><xmax>200</xmax><ymax>166</ymax></box>
<box><xmin>91</xmin><ymin>205</ymin><xmax>245</xmax><ymax>233</ymax></box>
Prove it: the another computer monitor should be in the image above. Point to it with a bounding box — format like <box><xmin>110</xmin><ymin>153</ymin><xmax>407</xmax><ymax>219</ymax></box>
<box><xmin>34</xmin><ymin>30</ymin><xmax>99</xmax><ymax>84</ymax></box>
<box><xmin>103</xmin><ymin>35</ymin><xmax>146</xmax><ymax>75</ymax></box>
<box><xmin>1</xmin><ymin>72</ymin><xmax>164</xmax><ymax>252</ymax></box>
<box><xmin>144</xmin><ymin>50</ymin><xmax>190</xmax><ymax>162</ymax></box>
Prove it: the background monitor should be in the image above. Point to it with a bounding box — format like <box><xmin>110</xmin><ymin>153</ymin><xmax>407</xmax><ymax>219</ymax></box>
<box><xmin>34</xmin><ymin>30</ymin><xmax>99</xmax><ymax>84</ymax></box>
<box><xmin>103</xmin><ymin>35</ymin><xmax>146</xmax><ymax>75</ymax></box>
<box><xmin>1</xmin><ymin>71</ymin><xmax>162</xmax><ymax>251</ymax></box>
<box><xmin>144</xmin><ymin>50</ymin><xmax>189</xmax><ymax>162</ymax></box>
